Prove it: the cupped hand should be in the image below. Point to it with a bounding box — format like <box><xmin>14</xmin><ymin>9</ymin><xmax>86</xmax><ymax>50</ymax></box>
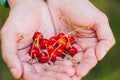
<box><xmin>47</xmin><ymin>0</ymin><xmax>115</xmax><ymax>79</ymax></box>
<box><xmin>1</xmin><ymin>0</ymin><xmax>56</xmax><ymax>79</ymax></box>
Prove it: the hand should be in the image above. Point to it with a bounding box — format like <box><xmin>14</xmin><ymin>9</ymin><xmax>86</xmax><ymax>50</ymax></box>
<box><xmin>47</xmin><ymin>0</ymin><xmax>115</xmax><ymax>79</ymax></box>
<box><xmin>1</xmin><ymin>0</ymin><xmax>79</xmax><ymax>80</ymax></box>
<box><xmin>1</xmin><ymin>0</ymin><xmax>55</xmax><ymax>79</ymax></box>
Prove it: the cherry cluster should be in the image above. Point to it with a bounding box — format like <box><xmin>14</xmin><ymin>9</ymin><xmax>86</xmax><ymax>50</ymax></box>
<box><xmin>28</xmin><ymin>32</ymin><xmax>78</xmax><ymax>63</ymax></box>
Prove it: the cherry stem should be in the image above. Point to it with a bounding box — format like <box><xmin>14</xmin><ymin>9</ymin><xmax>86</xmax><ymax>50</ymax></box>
<box><xmin>48</xmin><ymin>45</ymin><xmax>61</xmax><ymax>62</ymax></box>
<box><xmin>59</xmin><ymin>16</ymin><xmax>72</xmax><ymax>31</ymax></box>
<box><xmin>63</xmin><ymin>52</ymin><xmax>79</xmax><ymax>63</ymax></box>
<box><xmin>34</xmin><ymin>54</ymin><xmax>39</xmax><ymax>63</ymax></box>
<box><xmin>45</xmin><ymin>44</ymin><xmax>50</xmax><ymax>58</ymax></box>
<box><xmin>53</xmin><ymin>34</ymin><xmax>67</xmax><ymax>46</ymax></box>
<box><xmin>30</xmin><ymin>38</ymin><xmax>37</xmax><ymax>57</ymax></box>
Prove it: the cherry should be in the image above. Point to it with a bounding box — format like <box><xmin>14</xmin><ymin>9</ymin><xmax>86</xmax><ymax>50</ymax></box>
<box><xmin>40</xmin><ymin>39</ymin><xmax>49</xmax><ymax>49</ymax></box>
<box><xmin>29</xmin><ymin>46</ymin><xmax>39</xmax><ymax>59</ymax></box>
<box><xmin>67</xmin><ymin>46</ymin><xmax>78</xmax><ymax>56</ymax></box>
<box><xmin>57</xmin><ymin>32</ymin><xmax>65</xmax><ymax>39</ymax></box>
<box><xmin>55</xmin><ymin>48</ymin><xmax>64</xmax><ymax>57</ymax></box>
<box><xmin>49</xmin><ymin>36</ymin><xmax>58</xmax><ymax>45</ymax></box>
<box><xmin>50</xmin><ymin>53</ymin><xmax>57</xmax><ymax>62</ymax></box>
<box><xmin>68</xmin><ymin>35</ymin><xmax>75</xmax><ymax>44</ymax></box>
<box><xmin>47</xmin><ymin>45</ymin><xmax>55</xmax><ymax>53</ymax></box>
<box><xmin>58</xmin><ymin>37</ymin><xmax>68</xmax><ymax>49</ymax></box>
<box><xmin>38</xmin><ymin>52</ymin><xmax>49</xmax><ymax>63</ymax></box>
<box><xmin>33</xmin><ymin>32</ymin><xmax>43</xmax><ymax>41</ymax></box>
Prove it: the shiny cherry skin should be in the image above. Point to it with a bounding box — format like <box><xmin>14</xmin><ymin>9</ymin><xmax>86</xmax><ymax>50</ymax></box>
<box><xmin>58</xmin><ymin>37</ymin><xmax>68</xmax><ymax>49</ymax></box>
<box><xmin>57</xmin><ymin>32</ymin><xmax>65</xmax><ymax>39</ymax></box>
<box><xmin>55</xmin><ymin>48</ymin><xmax>64</xmax><ymax>57</ymax></box>
<box><xmin>29</xmin><ymin>46</ymin><xmax>39</xmax><ymax>59</ymax></box>
<box><xmin>67</xmin><ymin>46</ymin><xmax>78</xmax><ymax>56</ymax></box>
<box><xmin>33</xmin><ymin>32</ymin><xmax>43</xmax><ymax>41</ymax></box>
<box><xmin>51</xmin><ymin>53</ymin><xmax>57</xmax><ymax>62</ymax></box>
<box><xmin>40</xmin><ymin>39</ymin><xmax>49</xmax><ymax>49</ymax></box>
<box><xmin>47</xmin><ymin>45</ymin><xmax>55</xmax><ymax>53</ymax></box>
<box><xmin>38</xmin><ymin>52</ymin><xmax>49</xmax><ymax>63</ymax></box>
<box><xmin>49</xmin><ymin>36</ymin><xmax>58</xmax><ymax>45</ymax></box>
<box><xmin>68</xmin><ymin>35</ymin><xmax>75</xmax><ymax>44</ymax></box>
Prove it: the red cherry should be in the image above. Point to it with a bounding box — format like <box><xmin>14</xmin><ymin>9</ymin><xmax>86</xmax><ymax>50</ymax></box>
<box><xmin>38</xmin><ymin>52</ymin><xmax>49</xmax><ymax>63</ymax></box>
<box><xmin>49</xmin><ymin>36</ymin><xmax>58</xmax><ymax>45</ymax></box>
<box><xmin>68</xmin><ymin>35</ymin><xmax>75</xmax><ymax>44</ymax></box>
<box><xmin>40</xmin><ymin>39</ymin><xmax>49</xmax><ymax>49</ymax></box>
<box><xmin>47</xmin><ymin>45</ymin><xmax>55</xmax><ymax>53</ymax></box>
<box><xmin>55</xmin><ymin>48</ymin><xmax>64</xmax><ymax>57</ymax></box>
<box><xmin>67</xmin><ymin>46</ymin><xmax>78</xmax><ymax>56</ymax></box>
<box><xmin>50</xmin><ymin>53</ymin><xmax>57</xmax><ymax>62</ymax></box>
<box><xmin>29</xmin><ymin>46</ymin><xmax>39</xmax><ymax>59</ymax></box>
<box><xmin>33</xmin><ymin>32</ymin><xmax>43</xmax><ymax>41</ymax></box>
<box><xmin>57</xmin><ymin>32</ymin><xmax>65</xmax><ymax>39</ymax></box>
<box><xmin>58</xmin><ymin>37</ymin><xmax>68</xmax><ymax>49</ymax></box>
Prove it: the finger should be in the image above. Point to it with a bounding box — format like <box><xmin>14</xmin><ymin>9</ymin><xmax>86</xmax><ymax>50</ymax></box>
<box><xmin>46</xmin><ymin>71</ymin><xmax>72</xmax><ymax>80</ymax></box>
<box><xmin>24</xmin><ymin>74</ymin><xmax>56</xmax><ymax>80</ymax></box>
<box><xmin>95</xmin><ymin>14</ymin><xmax>115</xmax><ymax>60</ymax></box>
<box><xmin>75</xmin><ymin>47</ymin><xmax>97</xmax><ymax>78</ymax></box>
<box><xmin>23</xmin><ymin>62</ymin><xmax>55</xmax><ymax>80</ymax></box>
<box><xmin>73</xmin><ymin>52</ymin><xmax>83</xmax><ymax>62</ymax></box>
<box><xmin>47</xmin><ymin>65</ymin><xmax>75</xmax><ymax>76</ymax></box>
<box><xmin>54</xmin><ymin>59</ymin><xmax>73</xmax><ymax>66</ymax></box>
<box><xmin>1</xmin><ymin>31</ymin><xmax>22</xmax><ymax>79</ymax></box>
<box><xmin>76</xmin><ymin>38</ymin><xmax>97</xmax><ymax>51</ymax></box>
<box><xmin>72</xmin><ymin>75</ymin><xmax>81</xmax><ymax>80</ymax></box>
<box><xmin>54</xmin><ymin>73</ymin><xmax>72</xmax><ymax>80</ymax></box>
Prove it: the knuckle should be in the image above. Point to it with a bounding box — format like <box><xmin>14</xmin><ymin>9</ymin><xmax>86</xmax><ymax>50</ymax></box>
<box><xmin>101</xmin><ymin>13</ymin><xmax>108</xmax><ymax>22</ymax></box>
<box><xmin>111</xmin><ymin>38</ymin><xmax>116</xmax><ymax>46</ymax></box>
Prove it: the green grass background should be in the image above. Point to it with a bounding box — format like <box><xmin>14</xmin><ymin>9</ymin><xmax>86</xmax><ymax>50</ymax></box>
<box><xmin>0</xmin><ymin>0</ymin><xmax>120</xmax><ymax>80</ymax></box>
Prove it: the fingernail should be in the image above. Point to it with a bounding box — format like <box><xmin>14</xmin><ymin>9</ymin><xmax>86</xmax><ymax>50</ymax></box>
<box><xmin>10</xmin><ymin>68</ymin><xmax>17</xmax><ymax>77</ymax></box>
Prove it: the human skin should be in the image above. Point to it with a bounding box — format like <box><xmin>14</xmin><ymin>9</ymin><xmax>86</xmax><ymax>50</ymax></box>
<box><xmin>0</xmin><ymin>0</ymin><xmax>115</xmax><ymax>80</ymax></box>
<box><xmin>47</xmin><ymin>0</ymin><xmax>115</xmax><ymax>79</ymax></box>
<box><xmin>1</xmin><ymin>0</ymin><xmax>56</xmax><ymax>80</ymax></box>
<box><xmin>1</xmin><ymin>0</ymin><xmax>77</xmax><ymax>80</ymax></box>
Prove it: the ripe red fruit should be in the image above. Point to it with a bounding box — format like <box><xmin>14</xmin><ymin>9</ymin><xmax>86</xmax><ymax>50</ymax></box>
<box><xmin>50</xmin><ymin>53</ymin><xmax>57</xmax><ymax>62</ymax></box>
<box><xmin>49</xmin><ymin>36</ymin><xmax>58</xmax><ymax>45</ymax></box>
<box><xmin>55</xmin><ymin>48</ymin><xmax>64</xmax><ymax>57</ymax></box>
<box><xmin>67</xmin><ymin>46</ymin><xmax>78</xmax><ymax>56</ymax></box>
<box><xmin>38</xmin><ymin>52</ymin><xmax>49</xmax><ymax>63</ymax></box>
<box><xmin>40</xmin><ymin>39</ymin><xmax>49</xmax><ymax>49</ymax></box>
<box><xmin>68</xmin><ymin>35</ymin><xmax>75</xmax><ymax>44</ymax></box>
<box><xmin>58</xmin><ymin>37</ymin><xmax>68</xmax><ymax>49</ymax></box>
<box><xmin>47</xmin><ymin>45</ymin><xmax>55</xmax><ymax>53</ymax></box>
<box><xmin>29</xmin><ymin>46</ymin><xmax>39</xmax><ymax>58</ymax></box>
<box><xmin>33</xmin><ymin>32</ymin><xmax>43</xmax><ymax>41</ymax></box>
<box><xmin>57</xmin><ymin>32</ymin><xmax>65</xmax><ymax>39</ymax></box>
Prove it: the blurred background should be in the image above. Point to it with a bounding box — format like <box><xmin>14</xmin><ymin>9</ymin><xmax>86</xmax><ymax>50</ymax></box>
<box><xmin>0</xmin><ymin>0</ymin><xmax>120</xmax><ymax>80</ymax></box>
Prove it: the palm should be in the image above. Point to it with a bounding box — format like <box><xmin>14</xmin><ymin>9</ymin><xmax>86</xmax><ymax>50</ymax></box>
<box><xmin>47</xmin><ymin>0</ymin><xmax>113</xmax><ymax>78</ymax></box>
<box><xmin>1</xmin><ymin>1</ymin><xmax>56</xmax><ymax>80</ymax></box>
<box><xmin>16</xmin><ymin>3</ymin><xmax>57</xmax><ymax>80</ymax></box>
<box><xmin>14</xmin><ymin>1</ymin><xmax>73</xmax><ymax>80</ymax></box>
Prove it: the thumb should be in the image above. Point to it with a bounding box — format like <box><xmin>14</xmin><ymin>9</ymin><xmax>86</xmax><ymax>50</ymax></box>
<box><xmin>95</xmin><ymin>14</ymin><xmax>115</xmax><ymax>60</ymax></box>
<box><xmin>1</xmin><ymin>29</ymin><xmax>22</xmax><ymax>79</ymax></box>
